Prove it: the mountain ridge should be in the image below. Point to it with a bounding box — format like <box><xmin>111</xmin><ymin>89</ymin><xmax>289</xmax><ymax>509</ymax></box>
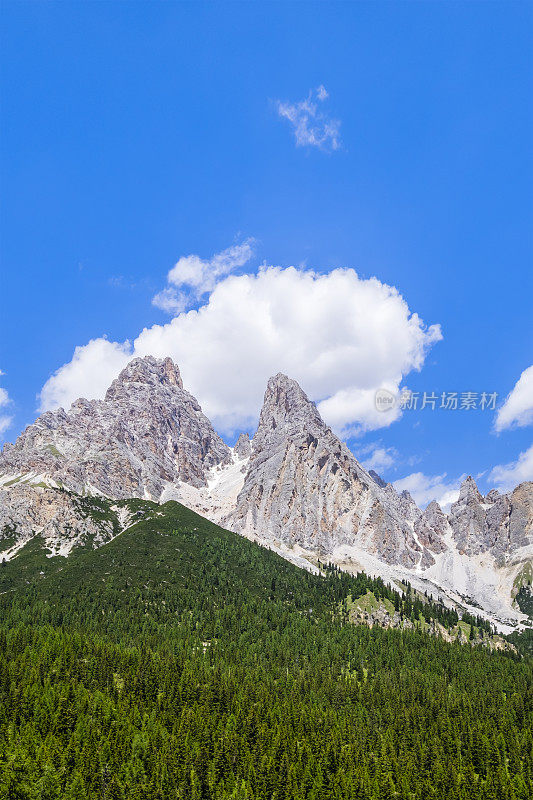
<box><xmin>0</xmin><ymin>355</ymin><xmax>531</xmax><ymax>630</ymax></box>
<box><xmin>0</xmin><ymin>356</ymin><xmax>231</xmax><ymax>499</ymax></box>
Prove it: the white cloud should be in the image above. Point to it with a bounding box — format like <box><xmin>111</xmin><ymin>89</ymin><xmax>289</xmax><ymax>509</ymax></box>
<box><xmin>358</xmin><ymin>443</ymin><xmax>398</xmax><ymax>474</ymax></box>
<box><xmin>151</xmin><ymin>287</ymin><xmax>189</xmax><ymax>315</ymax></box>
<box><xmin>39</xmin><ymin>339</ymin><xmax>132</xmax><ymax>412</ymax></box>
<box><xmin>0</xmin><ymin>374</ymin><xmax>13</xmax><ymax>437</ymax></box>
<box><xmin>319</xmin><ymin>384</ymin><xmax>405</xmax><ymax>437</ymax></box>
<box><xmin>152</xmin><ymin>239</ymin><xmax>255</xmax><ymax>314</ymax></box>
<box><xmin>488</xmin><ymin>444</ymin><xmax>533</xmax><ymax>493</ymax></box>
<box><xmin>38</xmin><ymin>265</ymin><xmax>441</xmax><ymax>435</ymax></box>
<box><xmin>495</xmin><ymin>365</ymin><xmax>533</xmax><ymax>432</ymax></box>
<box><xmin>393</xmin><ymin>472</ymin><xmax>462</xmax><ymax>511</ymax></box>
<box><xmin>277</xmin><ymin>86</ymin><xmax>341</xmax><ymax>151</ymax></box>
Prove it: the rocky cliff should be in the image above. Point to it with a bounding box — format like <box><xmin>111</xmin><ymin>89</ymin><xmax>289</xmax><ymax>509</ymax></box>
<box><xmin>0</xmin><ymin>357</ymin><xmax>231</xmax><ymax>500</ymax></box>
<box><xmin>227</xmin><ymin>374</ymin><xmax>443</xmax><ymax>569</ymax></box>
<box><xmin>449</xmin><ymin>476</ymin><xmax>532</xmax><ymax>563</ymax></box>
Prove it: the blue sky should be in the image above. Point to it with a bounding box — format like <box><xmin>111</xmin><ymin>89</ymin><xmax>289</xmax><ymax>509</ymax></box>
<box><xmin>1</xmin><ymin>2</ymin><xmax>532</xmax><ymax>507</ymax></box>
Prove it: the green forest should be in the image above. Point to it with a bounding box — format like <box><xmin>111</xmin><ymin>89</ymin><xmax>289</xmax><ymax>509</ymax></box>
<box><xmin>0</xmin><ymin>501</ymin><xmax>531</xmax><ymax>799</ymax></box>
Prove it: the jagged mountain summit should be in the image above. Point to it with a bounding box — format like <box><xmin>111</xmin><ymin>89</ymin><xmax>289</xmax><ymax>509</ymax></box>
<box><xmin>0</xmin><ymin>356</ymin><xmax>231</xmax><ymax>499</ymax></box>
<box><xmin>0</xmin><ymin>355</ymin><xmax>531</xmax><ymax>629</ymax></box>
<box><xmin>227</xmin><ymin>373</ymin><xmax>440</xmax><ymax>568</ymax></box>
<box><xmin>449</xmin><ymin>476</ymin><xmax>531</xmax><ymax>560</ymax></box>
<box><xmin>226</xmin><ymin>374</ymin><xmax>532</xmax><ymax>626</ymax></box>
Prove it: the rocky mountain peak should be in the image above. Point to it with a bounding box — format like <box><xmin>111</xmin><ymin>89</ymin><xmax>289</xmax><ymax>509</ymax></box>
<box><xmin>254</xmin><ymin>373</ymin><xmax>324</xmax><ymax>448</ymax></box>
<box><xmin>369</xmin><ymin>469</ymin><xmax>387</xmax><ymax>489</ymax></box>
<box><xmin>448</xmin><ymin>476</ymin><xmax>532</xmax><ymax>562</ymax></box>
<box><xmin>105</xmin><ymin>356</ymin><xmax>183</xmax><ymax>402</ymax></box>
<box><xmin>234</xmin><ymin>432</ymin><xmax>251</xmax><ymax>459</ymax></box>
<box><xmin>457</xmin><ymin>475</ymin><xmax>483</xmax><ymax>504</ymax></box>
<box><xmin>425</xmin><ymin>500</ymin><xmax>444</xmax><ymax>518</ymax></box>
<box><xmin>263</xmin><ymin>372</ymin><xmax>313</xmax><ymax>409</ymax></box>
<box><xmin>0</xmin><ymin>355</ymin><xmax>229</xmax><ymax>499</ymax></box>
<box><xmin>228</xmin><ymin>372</ymin><xmax>431</xmax><ymax>566</ymax></box>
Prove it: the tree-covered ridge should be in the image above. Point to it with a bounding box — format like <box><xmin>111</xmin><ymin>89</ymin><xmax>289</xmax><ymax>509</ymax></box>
<box><xmin>0</xmin><ymin>502</ymin><xmax>531</xmax><ymax>799</ymax></box>
<box><xmin>516</xmin><ymin>586</ymin><xmax>533</xmax><ymax>619</ymax></box>
<box><xmin>0</xmin><ymin>501</ymin><xmax>501</xmax><ymax>644</ymax></box>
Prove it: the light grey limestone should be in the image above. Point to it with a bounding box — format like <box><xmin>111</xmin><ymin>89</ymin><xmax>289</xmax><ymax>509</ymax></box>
<box><xmin>0</xmin><ymin>357</ymin><xmax>231</xmax><ymax>500</ymax></box>
<box><xmin>227</xmin><ymin>374</ymin><xmax>425</xmax><ymax>567</ymax></box>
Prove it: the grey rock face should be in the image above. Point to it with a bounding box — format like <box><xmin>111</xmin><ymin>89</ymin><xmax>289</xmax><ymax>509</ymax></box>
<box><xmin>449</xmin><ymin>477</ymin><xmax>532</xmax><ymax>564</ymax></box>
<box><xmin>368</xmin><ymin>470</ymin><xmax>387</xmax><ymax>489</ymax></box>
<box><xmin>508</xmin><ymin>482</ymin><xmax>533</xmax><ymax>553</ymax></box>
<box><xmin>234</xmin><ymin>433</ymin><xmax>251</xmax><ymax>459</ymax></box>
<box><xmin>415</xmin><ymin>501</ymin><xmax>447</xmax><ymax>552</ymax></box>
<box><xmin>351</xmin><ymin>606</ymin><xmax>415</xmax><ymax>632</ymax></box>
<box><xmin>0</xmin><ymin>356</ymin><xmax>231</xmax><ymax>500</ymax></box>
<box><xmin>0</xmin><ymin>485</ymin><xmax>116</xmax><ymax>557</ymax></box>
<box><xmin>227</xmin><ymin>374</ymin><xmax>424</xmax><ymax>567</ymax></box>
<box><xmin>412</xmin><ymin>500</ymin><xmax>448</xmax><ymax>569</ymax></box>
<box><xmin>449</xmin><ymin>477</ymin><xmax>486</xmax><ymax>555</ymax></box>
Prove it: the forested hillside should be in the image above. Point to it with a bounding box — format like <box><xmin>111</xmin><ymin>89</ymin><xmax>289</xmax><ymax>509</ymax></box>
<box><xmin>0</xmin><ymin>502</ymin><xmax>531</xmax><ymax>799</ymax></box>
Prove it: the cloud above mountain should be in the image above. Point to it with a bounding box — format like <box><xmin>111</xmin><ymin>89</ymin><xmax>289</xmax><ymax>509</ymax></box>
<box><xmin>0</xmin><ymin>373</ymin><xmax>13</xmax><ymax>437</ymax></box>
<box><xmin>39</xmin><ymin>262</ymin><xmax>442</xmax><ymax>435</ymax></box>
<box><xmin>152</xmin><ymin>239</ymin><xmax>255</xmax><ymax>313</ymax></box>
<box><xmin>39</xmin><ymin>339</ymin><xmax>134</xmax><ymax>415</ymax></box>
<box><xmin>359</xmin><ymin>443</ymin><xmax>398</xmax><ymax>474</ymax></box>
<box><xmin>495</xmin><ymin>364</ymin><xmax>533</xmax><ymax>432</ymax></box>
<box><xmin>489</xmin><ymin>444</ymin><xmax>533</xmax><ymax>492</ymax></box>
<box><xmin>393</xmin><ymin>471</ymin><xmax>462</xmax><ymax>511</ymax></box>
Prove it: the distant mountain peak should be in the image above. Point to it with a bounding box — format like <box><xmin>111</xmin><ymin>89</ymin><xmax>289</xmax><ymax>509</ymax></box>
<box><xmin>105</xmin><ymin>356</ymin><xmax>183</xmax><ymax>401</ymax></box>
<box><xmin>263</xmin><ymin>372</ymin><xmax>316</xmax><ymax>410</ymax></box>
<box><xmin>457</xmin><ymin>475</ymin><xmax>483</xmax><ymax>502</ymax></box>
<box><xmin>234</xmin><ymin>432</ymin><xmax>251</xmax><ymax>459</ymax></box>
<box><xmin>255</xmin><ymin>373</ymin><xmax>323</xmax><ymax>447</ymax></box>
<box><xmin>0</xmin><ymin>355</ymin><xmax>229</xmax><ymax>499</ymax></box>
<box><xmin>369</xmin><ymin>469</ymin><xmax>387</xmax><ymax>489</ymax></box>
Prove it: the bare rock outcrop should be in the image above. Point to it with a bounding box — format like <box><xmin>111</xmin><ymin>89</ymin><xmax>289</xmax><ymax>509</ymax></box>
<box><xmin>228</xmin><ymin>374</ymin><xmax>425</xmax><ymax>567</ymax></box>
<box><xmin>234</xmin><ymin>433</ymin><xmax>251</xmax><ymax>459</ymax></box>
<box><xmin>0</xmin><ymin>357</ymin><xmax>231</xmax><ymax>500</ymax></box>
<box><xmin>414</xmin><ymin>500</ymin><xmax>448</xmax><ymax>567</ymax></box>
<box><xmin>0</xmin><ymin>485</ymin><xmax>117</xmax><ymax>558</ymax></box>
<box><xmin>449</xmin><ymin>477</ymin><xmax>532</xmax><ymax>564</ymax></box>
